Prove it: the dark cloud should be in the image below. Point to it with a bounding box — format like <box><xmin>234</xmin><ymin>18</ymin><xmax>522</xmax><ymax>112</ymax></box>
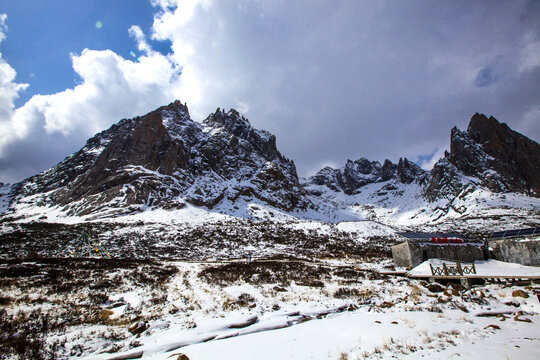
<box><xmin>159</xmin><ymin>0</ymin><xmax>540</xmax><ymax>175</ymax></box>
<box><xmin>1</xmin><ymin>0</ymin><xmax>539</xmax><ymax>183</ymax></box>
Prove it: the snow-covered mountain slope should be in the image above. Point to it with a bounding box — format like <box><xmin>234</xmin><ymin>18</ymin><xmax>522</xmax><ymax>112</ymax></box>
<box><xmin>0</xmin><ymin>102</ymin><xmax>539</xmax><ymax>235</ymax></box>
<box><xmin>3</xmin><ymin>101</ymin><xmax>307</xmax><ymax>220</ymax></box>
<box><xmin>305</xmin><ymin>177</ymin><xmax>540</xmax><ymax>231</ymax></box>
<box><xmin>0</xmin><ymin>182</ymin><xmax>10</xmax><ymax>213</ymax></box>
<box><xmin>302</xmin><ymin>112</ymin><xmax>540</xmax><ymax>230</ymax></box>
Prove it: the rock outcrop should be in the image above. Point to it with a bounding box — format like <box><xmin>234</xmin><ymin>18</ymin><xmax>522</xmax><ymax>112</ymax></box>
<box><xmin>305</xmin><ymin>157</ymin><xmax>426</xmax><ymax>195</ymax></box>
<box><xmin>426</xmin><ymin>113</ymin><xmax>540</xmax><ymax>200</ymax></box>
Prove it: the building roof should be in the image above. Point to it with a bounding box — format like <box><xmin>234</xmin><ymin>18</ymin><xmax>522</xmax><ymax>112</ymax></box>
<box><xmin>397</xmin><ymin>232</ymin><xmax>470</xmax><ymax>240</ymax></box>
<box><xmin>489</xmin><ymin>227</ymin><xmax>540</xmax><ymax>239</ymax></box>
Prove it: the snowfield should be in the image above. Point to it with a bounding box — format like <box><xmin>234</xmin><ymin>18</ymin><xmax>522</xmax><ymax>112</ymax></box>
<box><xmin>1</xmin><ymin>158</ymin><xmax>539</xmax><ymax>359</ymax></box>
<box><xmin>1</xmin><ymin>257</ymin><xmax>539</xmax><ymax>359</ymax></box>
<box><xmin>133</xmin><ymin>308</ymin><xmax>540</xmax><ymax>360</ymax></box>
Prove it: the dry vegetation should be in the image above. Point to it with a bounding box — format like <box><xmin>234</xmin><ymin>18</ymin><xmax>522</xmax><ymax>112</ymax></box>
<box><xmin>0</xmin><ymin>220</ymin><xmax>396</xmax><ymax>261</ymax></box>
<box><xmin>0</xmin><ymin>258</ymin><xmax>178</xmax><ymax>359</ymax></box>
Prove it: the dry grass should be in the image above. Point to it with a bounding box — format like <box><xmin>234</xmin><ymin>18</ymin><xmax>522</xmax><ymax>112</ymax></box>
<box><xmin>408</xmin><ymin>284</ymin><xmax>423</xmax><ymax>302</ymax></box>
<box><xmin>0</xmin><ymin>258</ymin><xmax>180</xmax><ymax>358</ymax></box>
<box><xmin>198</xmin><ymin>260</ymin><xmax>333</xmax><ymax>286</ymax></box>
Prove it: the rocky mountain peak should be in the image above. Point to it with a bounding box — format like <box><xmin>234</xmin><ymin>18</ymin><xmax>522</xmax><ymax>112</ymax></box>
<box><xmin>203</xmin><ymin>108</ymin><xmax>250</xmax><ymax>132</ymax></box>
<box><xmin>3</xmin><ymin>106</ymin><xmax>538</xmax><ymax>221</ymax></box>
<box><xmin>202</xmin><ymin>108</ymin><xmax>279</xmax><ymax>161</ymax></box>
<box><xmin>381</xmin><ymin>160</ymin><xmax>397</xmax><ymax>181</ymax></box>
<box><xmin>467</xmin><ymin>113</ymin><xmax>509</xmax><ymax>145</ymax></box>
<box><xmin>6</xmin><ymin>100</ymin><xmax>308</xmax><ymax>216</ymax></box>
<box><xmin>431</xmin><ymin>113</ymin><xmax>540</xmax><ymax>198</ymax></box>
<box><xmin>397</xmin><ymin>158</ymin><xmax>425</xmax><ymax>184</ymax></box>
<box><xmin>305</xmin><ymin>156</ymin><xmax>425</xmax><ymax>195</ymax></box>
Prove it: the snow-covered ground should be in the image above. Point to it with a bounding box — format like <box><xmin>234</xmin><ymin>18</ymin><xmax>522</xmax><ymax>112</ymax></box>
<box><xmin>133</xmin><ymin>308</ymin><xmax>540</xmax><ymax>360</ymax></box>
<box><xmin>409</xmin><ymin>259</ymin><xmax>540</xmax><ymax>278</ymax></box>
<box><xmin>1</xmin><ymin>257</ymin><xmax>538</xmax><ymax>359</ymax></box>
<box><xmin>80</xmin><ymin>263</ymin><xmax>540</xmax><ymax>360</ymax></box>
<box><xmin>2</xmin><ymin>167</ymin><xmax>540</xmax><ymax>359</ymax></box>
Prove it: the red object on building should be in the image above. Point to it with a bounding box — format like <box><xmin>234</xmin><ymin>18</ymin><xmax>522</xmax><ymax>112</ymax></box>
<box><xmin>430</xmin><ymin>237</ymin><xmax>464</xmax><ymax>244</ymax></box>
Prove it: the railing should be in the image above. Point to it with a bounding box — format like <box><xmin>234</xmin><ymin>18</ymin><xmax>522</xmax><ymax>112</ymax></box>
<box><xmin>429</xmin><ymin>261</ymin><xmax>476</xmax><ymax>276</ymax></box>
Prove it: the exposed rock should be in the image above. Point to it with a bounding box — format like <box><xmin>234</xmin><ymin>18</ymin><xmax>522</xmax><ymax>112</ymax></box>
<box><xmin>449</xmin><ymin>113</ymin><xmax>540</xmax><ymax>196</ymax></box>
<box><xmin>513</xmin><ymin>315</ymin><xmax>532</xmax><ymax>323</ymax></box>
<box><xmin>168</xmin><ymin>354</ymin><xmax>190</xmax><ymax>360</ymax></box>
<box><xmin>425</xmin><ymin>283</ymin><xmax>445</xmax><ymax>293</ymax></box>
<box><xmin>229</xmin><ymin>315</ymin><xmax>258</xmax><ymax>329</ymax></box>
<box><xmin>128</xmin><ymin>321</ymin><xmax>148</xmax><ymax>335</ymax></box>
<box><xmin>397</xmin><ymin>158</ymin><xmax>426</xmax><ymax>184</ymax></box>
<box><xmin>305</xmin><ymin>157</ymin><xmax>425</xmax><ymax>194</ymax></box>
<box><xmin>308</xmin><ymin>167</ymin><xmax>341</xmax><ymax>192</ymax></box>
<box><xmin>381</xmin><ymin>159</ymin><xmax>397</xmax><ymax>181</ymax></box>
<box><xmin>424</xmin><ymin>158</ymin><xmax>470</xmax><ymax>201</ymax></box>
<box><xmin>8</xmin><ymin>100</ymin><xmax>308</xmax><ymax>215</ymax></box>
<box><xmin>512</xmin><ymin>289</ymin><xmax>529</xmax><ymax>298</ymax></box>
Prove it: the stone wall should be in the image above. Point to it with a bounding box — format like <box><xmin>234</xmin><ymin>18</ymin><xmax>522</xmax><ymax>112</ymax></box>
<box><xmin>490</xmin><ymin>239</ymin><xmax>540</xmax><ymax>266</ymax></box>
<box><xmin>421</xmin><ymin>243</ymin><xmax>485</xmax><ymax>265</ymax></box>
<box><xmin>392</xmin><ymin>241</ymin><xmax>486</xmax><ymax>268</ymax></box>
<box><xmin>391</xmin><ymin>242</ymin><xmax>414</xmax><ymax>267</ymax></box>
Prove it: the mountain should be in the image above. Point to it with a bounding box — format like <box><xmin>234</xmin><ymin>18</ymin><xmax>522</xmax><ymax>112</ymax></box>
<box><xmin>6</xmin><ymin>101</ymin><xmax>307</xmax><ymax>218</ymax></box>
<box><xmin>425</xmin><ymin>113</ymin><xmax>540</xmax><ymax>200</ymax></box>
<box><xmin>1</xmin><ymin>103</ymin><xmax>539</xmax><ymax>229</ymax></box>
<box><xmin>305</xmin><ymin>157</ymin><xmax>427</xmax><ymax>196</ymax></box>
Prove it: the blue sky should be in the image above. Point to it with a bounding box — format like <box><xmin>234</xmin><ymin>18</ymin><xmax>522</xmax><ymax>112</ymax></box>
<box><xmin>0</xmin><ymin>0</ymin><xmax>539</xmax><ymax>183</ymax></box>
<box><xmin>2</xmin><ymin>0</ymin><xmax>170</xmax><ymax>106</ymax></box>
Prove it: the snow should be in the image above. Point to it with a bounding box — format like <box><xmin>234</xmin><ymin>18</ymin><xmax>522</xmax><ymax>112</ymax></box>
<box><xmin>409</xmin><ymin>259</ymin><xmax>540</xmax><ymax>278</ymax></box>
<box><xmin>0</xmin><ymin>182</ymin><xmax>11</xmax><ymax>213</ymax></box>
<box><xmin>336</xmin><ymin>221</ymin><xmax>397</xmax><ymax>238</ymax></box>
<box><xmin>77</xmin><ymin>274</ymin><xmax>540</xmax><ymax>360</ymax></box>
<box><xmin>148</xmin><ymin>310</ymin><xmax>540</xmax><ymax>360</ymax></box>
<box><xmin>47</xmin><ymin>257</ymin><xmax>535</xmax><ymax>359</ymax></box>
<box><xmin>3</xmin><ymin>254</ymin><xmax>539</xmax><ymax>359</ymax></box>
<box><xmin>110</xmin><ymin>291</ymin><xmax>142</xmax><ymax>309</ymax></box>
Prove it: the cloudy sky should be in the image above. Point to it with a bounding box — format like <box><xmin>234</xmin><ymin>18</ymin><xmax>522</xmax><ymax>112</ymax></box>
<box><xmin>0</xmin><ymin>0</ymin><xmax>539</xmax><ymax>183</ymax></box>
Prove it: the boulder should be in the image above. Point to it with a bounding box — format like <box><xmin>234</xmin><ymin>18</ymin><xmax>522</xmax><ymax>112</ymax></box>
<box><xmin>512</xmin><ymin>289</ymin><xmax>529</xmax><ymax>298</ymax></box>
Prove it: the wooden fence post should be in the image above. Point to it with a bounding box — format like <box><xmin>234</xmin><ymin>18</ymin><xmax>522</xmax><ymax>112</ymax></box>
<box><xmin>457</xmin><ymin>261</ymin><xmax>463</xmax><ymax>276</ymax></box>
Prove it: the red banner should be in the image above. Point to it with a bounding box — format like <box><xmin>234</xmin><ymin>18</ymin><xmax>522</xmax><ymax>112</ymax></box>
<box><xmin>430</xmin><ymin>237</ymin><xmax>464</xmax><ymax>244</ymax></box>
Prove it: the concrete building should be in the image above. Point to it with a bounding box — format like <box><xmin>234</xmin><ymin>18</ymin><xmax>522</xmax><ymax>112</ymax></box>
<box><xmin>489</xmin><ymin>227</ymin><xmax>540</xmax><ymax>266</ymax></box>
<box><xmin>392</xmin><ymin>232</ymin><xmax>487</xmax><ymax>268</ymax></box>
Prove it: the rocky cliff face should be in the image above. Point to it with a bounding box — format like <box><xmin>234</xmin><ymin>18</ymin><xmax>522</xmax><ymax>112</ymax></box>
<box><xmin>305</xmin><ymin>157</ymin><xmax>427</xmax><ymax>195</ymax></box>
<box><xmin>426</xmin><ymin>113</ymin><xmax>540</xmax><ymax>200</ymax></box>
<box><xmin>9</xmin><ymin>101</ymin><xmax>307</xmax><ymax>216</ymax></box>
<box><xmin>4</xmin><ymin>106</ymin><xmax>539</xmax><ymax>221</ymax></box>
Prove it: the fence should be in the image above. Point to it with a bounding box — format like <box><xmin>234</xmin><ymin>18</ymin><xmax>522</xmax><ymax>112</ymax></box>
<box><xmin>429</xmin><ymin>261</ymin><xmax>476</xmax><ymax>276</ymax></box>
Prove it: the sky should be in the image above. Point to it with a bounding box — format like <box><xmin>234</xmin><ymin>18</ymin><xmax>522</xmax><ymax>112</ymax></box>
<box><xmin>0</xmin><ymin>0</ymin><xmax>539</xmax><ymax>184</ymax></box>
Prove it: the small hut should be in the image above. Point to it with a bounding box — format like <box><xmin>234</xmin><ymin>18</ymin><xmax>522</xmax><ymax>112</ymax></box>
<box><xmin>392</xmin><ymin>232</ymin><xmax>486</xmax><ymax>268</ymax></box>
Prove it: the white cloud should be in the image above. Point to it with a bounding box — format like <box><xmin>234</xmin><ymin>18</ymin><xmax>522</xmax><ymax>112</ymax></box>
<box><xmin>0</xmin><ymin>14</ymin><xmax>29</xmax><ymax>154</ymax></box>
<box><xmin>0</xmin><ymin>15</ymin><xmax>185</xmax><ymax>182</ymax></box>
<box><xmin>0</xmin><ymin>14</ymin><xmax>6</xmax><ymax>42</ymax></box>
<box><xmin>146</xmin><ymin>0</ymin><xmax>540</xmax><ymax>176</ymax></box>
<box><xmin>129</xmin><ymin>25</ymin><xmax>153</xmax><ymax>55</ymax></box>
<box><xmin>419</xmin><ymin>147</ymin><xmax>447</xmax><ymax>171</ymax></box>
<box><xmin>13</xmin><ymin>48</ymin><xmax>181</xmax><ymax>137</ymax></box>
<box><xmin>519</xmin><ymin>40</ymin><xmax>540</xmax><ymax>73</ymax></box>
